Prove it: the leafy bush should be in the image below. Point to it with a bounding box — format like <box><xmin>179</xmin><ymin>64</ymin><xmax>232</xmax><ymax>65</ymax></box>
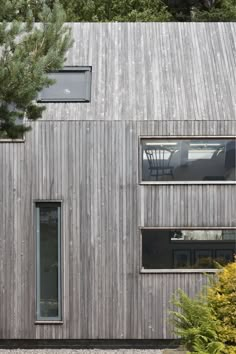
<box><xmin>208</xmin><ymin>262</ymin><xmax>236</xmax><ymax>352</ymax></box>
<box><xmin>171</xmin><ymin>262</ymin><xmax>236</xmax><ymax>354</ymax></box>
<box><xmin>171</xmin><ymin>290</ymin><xmax>224</xmax><ymax>353</ymax></box>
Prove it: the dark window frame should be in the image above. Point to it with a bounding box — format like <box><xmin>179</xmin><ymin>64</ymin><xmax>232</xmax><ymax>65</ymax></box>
<box><xmin>37</xmin><ymin>66</ymin><xmax>92</xmax><ymax>103</ymax></box>
<box><xmin>139</xmin><ymin>136</ymin><xmax>236</xmax><ymax>185</ymax></box>
<box><xmin>140</xmin><ymin>227</ymin><xmax>236</xmax><ymax>273</ymax></box>
<box><xmin>35</xmin><ymin>201</ymin><xmax>63</xmax><ymax>323</ymax></box>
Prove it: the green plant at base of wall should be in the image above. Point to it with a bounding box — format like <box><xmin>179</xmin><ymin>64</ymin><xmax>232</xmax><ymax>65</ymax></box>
<box><xmin>171</xmin><ymin>290</ymin><xmax>224</xmax><ymax>354</ymax></box>
<box><xmin>171</xmin><ymin>262</ymin><xmax>236</xmax><ymax>354</ymax></box>
<box><xmin>207</xmin><ymin>262</ymin><xmax>236</xmax><ymax>353</ymax></box>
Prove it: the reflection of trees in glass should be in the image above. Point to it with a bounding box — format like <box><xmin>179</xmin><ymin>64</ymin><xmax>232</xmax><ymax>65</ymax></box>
<box><xmin>222</xmin><ymin>230</ymin><xmax>236</xmax><ymax>240</ymax></box>
<box><xmin>171</xmin><ymin>230</ymin><xmax>225</xmax><ymax>241</ymax></box>
<box><xmin>193</xmin><ymin>257</ymin><xmax>215</xmax><ymax>268</ymax></box>
<box><xmin>214</xmin><ymin>257</ymin><xmax>228</xmax><ymax>266</ymax></box>
<box><xmin>143</xmin><ymin>229</ymin><xmax>236</xmax><ymax>269</ymax></box>
<box><xmin>181</xmin><ymin>230</ymin><xmax>223</xmax><ymax>241</ymax></box>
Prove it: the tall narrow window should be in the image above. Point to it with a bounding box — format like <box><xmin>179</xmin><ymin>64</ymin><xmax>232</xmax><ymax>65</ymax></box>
<box><xmin>36</xmin><ymin>202</ymin><xmax>61</xmax><ymax>321</ymax></box>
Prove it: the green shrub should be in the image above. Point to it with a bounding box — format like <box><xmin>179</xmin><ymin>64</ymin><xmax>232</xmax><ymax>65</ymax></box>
<box><xmin>171</xmin><ymin>290</ymin><xmax>224</xmax><ymax>353</ymax></box>
<box><xmin>171</xmin><ymin>262</ymin><xmax>236</xmax><ymax>354</ymax></box>
<box><xmin>208</xmin><ymin>262</ymin><xmax>236</xmax><ymax>353</ymax></box>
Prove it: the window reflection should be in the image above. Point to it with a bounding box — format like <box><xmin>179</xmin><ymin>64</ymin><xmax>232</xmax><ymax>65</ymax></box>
<box><xmin>36</xmin><ymin>203</ymin><xmax>61</xmax><ymax>320</ymax></box>
<box><xmin>38</xmin><ymin>67</ymin><xmax>92</xmax><ymax>102</ymax></box>
<box><xmin>142</xmin><ymin>139</ymin><xmax>236</xmax><ymax>182</ymax></box>
<box><xmin>142</xmin><ymin>229</ymin><xmax>236</xmax><ymax>269</ymax></box>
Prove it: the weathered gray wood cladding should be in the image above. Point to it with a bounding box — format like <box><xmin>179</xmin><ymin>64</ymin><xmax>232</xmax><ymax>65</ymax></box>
<box><xmin>44</xmin><ymin>23</ymin><xmax>236</xmax><ymax>122</ymax></box>
<box><xmin>0</xmin><ymin>23</ymin><xmax>236</xmax><ymax>340</ymax></box>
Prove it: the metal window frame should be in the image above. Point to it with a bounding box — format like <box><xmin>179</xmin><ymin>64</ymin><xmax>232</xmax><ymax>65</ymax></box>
<box><xmin>37</xmin><ymin>66</ymin><xmax>92</xmax><ymax>103</ymax></box>
<box><xmin>139</xmin><ymin>136</ymin><xmax>236</xmax><ymax>185</ymax></box>
<box><xmin>35</xmin><ymin>202</ymin><xmax>62</xmax><ymax>321</ymax></box>
<box><xmin>139</xmin><ymin>226</ymin><xmax>236</xmax><ymax>274</ymax></box>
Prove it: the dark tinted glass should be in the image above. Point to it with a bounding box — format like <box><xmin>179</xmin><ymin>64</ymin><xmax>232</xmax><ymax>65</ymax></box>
<box><xmin>142</xmin><ymin>229</ymin><xmax>236</xmax><ymax>269</ymax></box>
<box><xmin>142</xmin><ymin>139</ymin><xmax>236</xmax><ymax>182</ymax></box>
<box><xmin>38</xmin><ymin>67</ymin><xmax>91</xmax><ymax>102</ymax></box>
<box><xmin>37</xmin><ymin>204</ymin><xmax>61</xmax><ymax>319</ymax></box>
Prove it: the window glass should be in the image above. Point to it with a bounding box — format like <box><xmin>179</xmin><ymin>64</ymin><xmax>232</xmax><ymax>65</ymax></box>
<box><xmin>36</xmin><ymin>203</ymin><xmax>61</xmax><ymax>320</ymax></box>
<box><xmin>141</xmin><ymin>138</ymin><xmax>236</xmax><ymax>182</ymax></box>
<box><xmin>142</xmin><ymin>229</ymin><xmax>236</xmax><ymax>270</ymax></box>
<box><xmin>38</xmin><ymin>67</ymin><xmax>91</xmax><ymax>102</ymax></box>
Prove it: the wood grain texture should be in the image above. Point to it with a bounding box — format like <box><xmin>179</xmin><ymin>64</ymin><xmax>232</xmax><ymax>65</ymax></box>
<box><xmin>0</xmin><ymin>23</ymin><xmax>235</xmax><ymax>340</ymax></box>
<box><xmin>42</xmin><ymin>23</ymin><xmax>236</xmax><ymax>123</ymax></box>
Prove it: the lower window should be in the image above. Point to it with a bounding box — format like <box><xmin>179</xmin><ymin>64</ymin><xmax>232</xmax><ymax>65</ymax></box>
<box><xmin>142</xmin><ymin>228</ymin><xmax>236</xmax><ymax>270</ymax></box>
<box><xmin>36</xmin><ymin>202</ymin><xmax>61</xmax><ymax>321</ymax></box>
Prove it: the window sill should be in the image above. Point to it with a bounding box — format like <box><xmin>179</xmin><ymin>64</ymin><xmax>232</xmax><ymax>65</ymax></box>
<box><xmin>35</xmin><ymin>321</ymin><xmax>63</xmax><ymax>325</ymax></box>
<box><xmin>139</xmin><ymin>181</ymin><xmax>236</xmax><ymax>185</ymax></box>
<box><xmin>0</xmin><ymin>138</ymin><xmax>25</xmax><ymax>143</ymax></box>
<box><xmin>140</xmin><ymin>268</ymin><xmax>220</xmax><ymax>274</ymax></box>
<box><xmin>37</xmin><ymin>99</ymin><xmax>91</xmax><ymax>103</ymax></box>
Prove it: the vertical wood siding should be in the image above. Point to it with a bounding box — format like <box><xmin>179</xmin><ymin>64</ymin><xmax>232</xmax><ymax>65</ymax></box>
<box><xmin>0</xmin><ymin>120</ymin><xmax>235</xmax><ymax>339</ymax></box>
<box><xmin>0</xmin><ymin>23</ymin><xmax>236</xmax><ymax>339</ymax></box>
<box><xmin>43</xmin><ymin>23</ymin><xmax>236</xmax><ymax>123</ymax></box>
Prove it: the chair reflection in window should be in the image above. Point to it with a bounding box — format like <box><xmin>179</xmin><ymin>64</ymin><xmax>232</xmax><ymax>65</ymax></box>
<box><xmin>145</xmin><ymin>147</ymin><xmax>174</xmax><ymax>180</ymax></box>
<box><xmin>224</xmin><ymin>140</ymin><xmax>236</xmax><ymax>180</ymax></box>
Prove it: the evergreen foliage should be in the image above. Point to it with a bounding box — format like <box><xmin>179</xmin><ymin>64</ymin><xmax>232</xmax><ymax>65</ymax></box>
<box><xmin>171</xmin><ymin>262</ymin><xmax>236</xmax><ymax>354</ymax></box>
<box><xmin>0</xmin><ymin>0</ymin><xmax>72</xmax><ymax>138</ymax></box>
<box><xmin>1</xmin><ymin>0</ymin><xmax>235</xmax><ymax>24</ymax></box>
<box><xmin>167</xmin><ymin>0</ymin><xmax>236</xmax><ymax>21</ymax></box>
<box><xmin>59</xmin><ymin>0</ymin><xmax>173</xmax><ymax>22</ymax></box>
<box><xmin>192</xmin><ymin>0</ymin><xmax>236</xmax><ymax>21</ymax></box>
<box><xmin>58</xmin><ymin>0</ymin><xmax>236</xmax><ymax>22</ymax></box>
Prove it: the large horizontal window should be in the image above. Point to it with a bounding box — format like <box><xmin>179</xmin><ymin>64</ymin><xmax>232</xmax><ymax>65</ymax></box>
<box><xmin>38</xmin><ymin>66</ymin><xmax>92</xmax><ymax>102</ymax></box>
<box><xmin>36</xmin><ymin>202</ymin><xmax>61</xmax><ymax>321</ymax></box>
<box><xmin>141</xmin><ymin>138</ymin><xmax>236</xmax><ymax>183</ymax></box>
<box><xmin>142</xmin><ymin>229</ymin><xmax>236</xmax><ymax>271</ymax></box>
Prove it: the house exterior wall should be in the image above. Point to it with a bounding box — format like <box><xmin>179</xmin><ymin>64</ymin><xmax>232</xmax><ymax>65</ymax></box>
<box><xmin>0</xmin><ymin>23</ymin><xmax>235</xmax><ymax>340</ymax></box>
